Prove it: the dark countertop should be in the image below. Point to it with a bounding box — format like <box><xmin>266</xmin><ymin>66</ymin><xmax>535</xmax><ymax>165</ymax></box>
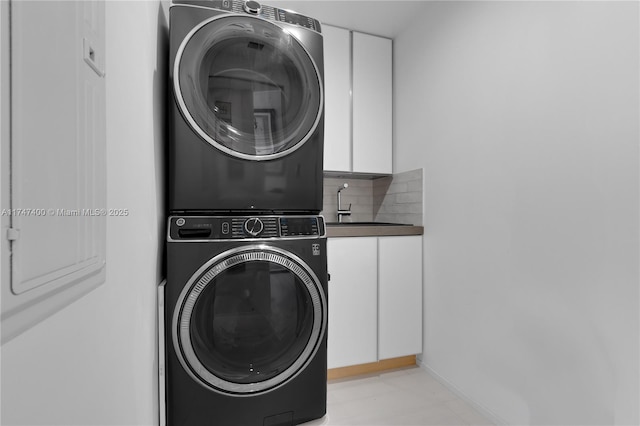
<box><xmin>326</xmin><ymin>222</ymin><xmax>424</xmax><ymax>238</ymax></box>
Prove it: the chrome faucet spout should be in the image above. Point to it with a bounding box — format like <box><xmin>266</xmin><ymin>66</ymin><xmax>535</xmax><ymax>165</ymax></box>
<box><xmin>337</xmin><ymin>183</ymin><xmax>351</xmax><ymax>223</ymax></box>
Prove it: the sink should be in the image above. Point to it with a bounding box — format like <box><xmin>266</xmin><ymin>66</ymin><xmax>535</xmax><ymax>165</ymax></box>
<box><xmin>326</xmin><ymin>221</ymin><xmax>411</xmax><ymax>226</ymax></box>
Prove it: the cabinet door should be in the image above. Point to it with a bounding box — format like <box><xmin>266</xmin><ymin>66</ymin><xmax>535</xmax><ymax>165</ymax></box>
<box><xmin>2</xmin><ymin>1</ymin><xmax>106</xmax><ymax>342</ymax></box>
<box><xmin>322</xmin><ymin>25</ymin><xmax>351</xmax><ymax>172</ymax></box>
<box><xmin>352</xmin><ymin>32</ymin><xmax>392</xmax><ymax>174</ymax></box>
<box><xmin>378</xmin><ymin>236</ymin><xmax>422</xmax><ymax>359</ymax></box>
<box><xmin>327</xmin><ymin>237</ymin><xmax>378</xmax><ymax>368</ymax></box>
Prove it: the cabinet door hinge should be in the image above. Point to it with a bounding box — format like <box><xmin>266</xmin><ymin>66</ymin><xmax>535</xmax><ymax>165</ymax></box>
<box><xmin>7</xmin><ymin>228</ymin><xmax>20</xmax><ymax>241</ymax></box>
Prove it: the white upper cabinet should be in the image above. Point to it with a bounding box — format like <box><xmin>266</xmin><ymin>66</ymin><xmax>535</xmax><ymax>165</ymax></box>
<box><xmin>323</xmin><ymin>26</ymin><xmax>392</xmax><ymax>175</ymax></box>
<box><xmin>322</xmin><ymin>25</ymin><xmax>351</xmax><ymax>172</ymax></box>
<box><xmin>352</xmin><ymin>32</ymin><xmax>392</xmax><ymax>175</ymax></box>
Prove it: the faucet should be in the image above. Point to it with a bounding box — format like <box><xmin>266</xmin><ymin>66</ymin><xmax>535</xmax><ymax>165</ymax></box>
<box><xmin>337</xmin><ymin>183</ymin><xmax>351</xmax><ymax>223</ymax></box>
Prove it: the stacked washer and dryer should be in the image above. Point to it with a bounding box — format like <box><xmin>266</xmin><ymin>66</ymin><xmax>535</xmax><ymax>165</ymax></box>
<box><xmin>163</xmin><ymin>1</ymin><xmax>328</xmax><ymax>425</ymax></box>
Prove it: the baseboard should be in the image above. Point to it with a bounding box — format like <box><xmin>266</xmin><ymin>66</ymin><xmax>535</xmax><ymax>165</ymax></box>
<box><xmin>327</xmin><ymin>355</ymin><xmax>417</xmax><ymax>381</ymax></box>
<box><xmin>418</xmin><ymin>360</ymin><xmax>507</xmax><ymax>425</ymax></box>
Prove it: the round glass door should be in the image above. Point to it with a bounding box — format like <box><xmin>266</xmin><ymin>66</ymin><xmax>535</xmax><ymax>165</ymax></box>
<box><xmin>173</xmin><ymin>246</ymin><xmax>327</xmax><ymax>395</ymax></box>
<box><xmin>174</xmin><ymin>15</ymin><xmax>323</xmax><ymax>160</ymax></box>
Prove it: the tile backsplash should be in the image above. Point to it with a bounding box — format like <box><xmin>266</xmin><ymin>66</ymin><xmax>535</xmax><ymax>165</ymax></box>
<box><xmin>321</xmin><ymin>169</ymin><xmax>423</xmax><ymax>226</ymax></box>
<box><xmin>322</xmin><ymin>177</ymin><xmax>375</xmax><ymax>223</ymax></box>
<box><xmin>373</xmin><ymin>168</ymin><xmax>423</xmax><ymax>226</ymax></box>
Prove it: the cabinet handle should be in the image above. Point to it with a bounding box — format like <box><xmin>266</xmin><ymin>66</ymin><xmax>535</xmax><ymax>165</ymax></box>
<box><xmin>83</xmin><ymin>38</ymin><xmax>104</xmax><ymax>77</ymax></box>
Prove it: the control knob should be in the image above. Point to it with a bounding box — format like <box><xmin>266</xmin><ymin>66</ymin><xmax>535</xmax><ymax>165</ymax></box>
<box><xmin>243</xmin><ymin>1</ymin><xmax>261</xmax><ymax>14</ymax></box>
<box><xmin>244</xmin><ymin>217</ymin><xmax>264</xmax><ymax>237</ymax></box>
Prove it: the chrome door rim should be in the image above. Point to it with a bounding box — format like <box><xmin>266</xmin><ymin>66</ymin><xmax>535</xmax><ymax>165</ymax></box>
<box><xmin>173</xmin><ymin>14</ymin><xmax>324</xmax><ymax>161</ymax></box>
<box><xmin>172</xmin><ymin>245</ymin><xmax>327</xmax><ymax>395</ymax></box>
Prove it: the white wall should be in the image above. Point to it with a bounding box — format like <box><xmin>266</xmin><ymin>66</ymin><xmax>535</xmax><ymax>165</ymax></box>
<box><xmin>395</xmin><ymin>2</ymin><xmax>639</xmax><ymax>425</ymax></box>
<box><xmin>1</xmin><ymin>1</ymin><xmax>167</xmax><ymax>424</ymax></box>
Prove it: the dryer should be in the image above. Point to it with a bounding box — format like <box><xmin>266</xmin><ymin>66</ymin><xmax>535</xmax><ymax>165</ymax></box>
<box><xmin>163</xmin><ymin>214</ymin><xmax>328</xmax><ymax>425</ymax></box>
<box><xmin>168</xmin><ymin>1</ymin><xmax>324</xmax><ymax>214</ymax></box>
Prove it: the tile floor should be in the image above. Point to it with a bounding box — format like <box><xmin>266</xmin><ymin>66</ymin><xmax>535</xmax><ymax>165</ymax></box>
<box><xmin>304</xmin><ymin>367</ymin><xmax>493</xmax><ymax>426</ymax></box>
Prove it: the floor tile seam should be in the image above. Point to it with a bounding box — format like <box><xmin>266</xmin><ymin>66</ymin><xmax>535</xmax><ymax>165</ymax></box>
<box><xmin>443</xmin><ymin>400</ymin><xmax>495</xmax><ymax>425</ymax></box>
<box><xmin>332</xmin><ymin>392</ymin><xmax>446</xmax><ymax>419</ymax></box>
<box><xmin>328</xmin><ymin>384</ymin><xmax>402</xmax><ymax>401</ymax></box>
<box><xmin>381</xmin><ymin>379</ymin><xmax>461</xmax><ymax>401</ymax></box>
<box><xmin>392</xmin><ymin>403</ymin><xmax>473</xmax><ymax>425</ymax></box>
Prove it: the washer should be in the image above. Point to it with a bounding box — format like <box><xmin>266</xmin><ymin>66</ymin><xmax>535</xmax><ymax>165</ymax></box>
<box><xmin>168</xmin><ymin>1</ymin><xmax>325</xmax><ymax>214</ymax></box>
<box><xmin>163</xmin><ymin>215</ymin><xmax>328</xmax><ymax>425</ymax></box>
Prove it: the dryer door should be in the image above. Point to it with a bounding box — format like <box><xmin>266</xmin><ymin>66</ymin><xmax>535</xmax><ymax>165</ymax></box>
<box><xmin>174</xmin><ymin>15</ymin><xmax>323</xmax><ymax>161</ymax></box>
<box><xmin>173</xmin><ymin>245</ymin><xmax>327</xmax><ymax>395</ymax></box>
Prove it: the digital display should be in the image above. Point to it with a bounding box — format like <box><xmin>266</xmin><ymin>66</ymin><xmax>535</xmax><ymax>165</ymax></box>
<box><xmin>284</xmin><ymin>13</ymin><xmax>307</xmax><ymax>26</ymax></box>
<box><xmin>276</xmin><ymin>9</ymin><xmax>315</xmax><ymax>30</ymax></box>
<box><xmin>280</xmin><ymin>217</ymin><xmax>318</xmax><ymax>236</ymax></box>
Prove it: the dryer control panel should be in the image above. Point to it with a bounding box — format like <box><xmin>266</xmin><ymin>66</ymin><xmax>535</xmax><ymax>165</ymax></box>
<box><xmin>172</xmin><ymin>0</ymin><xmax>322</xmax><ymax>32</ymax></box>
<box><xmin>168</xmin><ymin>215</ymin><xmax>326</xmax><ymax>241</ymax></box>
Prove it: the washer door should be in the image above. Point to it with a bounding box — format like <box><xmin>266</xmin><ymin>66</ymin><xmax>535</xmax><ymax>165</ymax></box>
<box><xmin>173</xmin><ymin>245</ymin><xmax>327</xmax><ymax>395</ymax></box>
<box><xmin>174</xmin><ymin>15</ymin><xmax>323</xmax><ymax>161</ymax></box>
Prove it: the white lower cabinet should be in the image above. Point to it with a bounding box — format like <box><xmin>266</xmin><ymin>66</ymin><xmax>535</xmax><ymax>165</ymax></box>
<box><xmin>327</xmin><ymin>235</ymin><xmax>423</xmax><ymax>369</ymax></box>
<box><xmin>327</xmin><ymin>237</ymin><xmax>378</xmax><ymax>369</ymax></box>
<box><xmin>378</xmin><ymin>236</ymin><xmax>423</xmax><ymax>360</ymax></box>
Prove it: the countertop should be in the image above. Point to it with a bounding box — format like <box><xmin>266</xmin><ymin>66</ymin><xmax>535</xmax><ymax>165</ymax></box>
<box><xmin>326</xmin><ymin>223</ymin><xmax>424</xmax><ymax>238</ymax></box>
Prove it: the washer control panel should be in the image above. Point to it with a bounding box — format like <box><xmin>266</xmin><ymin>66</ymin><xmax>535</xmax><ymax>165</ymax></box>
<box><xmin>168</xmin><ymin>215</ymin><xmax>326</xmax><ymax>241</ymax></box>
